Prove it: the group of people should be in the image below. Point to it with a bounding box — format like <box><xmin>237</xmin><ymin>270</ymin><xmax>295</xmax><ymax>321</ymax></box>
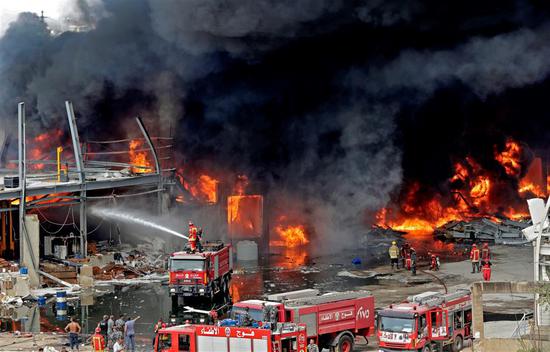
<box><xmin>87</xmin><ymin>314</ymin><xmax>140</xmax><ymax>352</ymax></box>
<box><xmin>187</xmin><ymin>221</ymin><xmax>204</xmax><ymax>253</ymax></box>
<box><xmin>470</xmin><ymin>242</ymin><xmax>492</xmax><ymax>281</ymax></box>
<box><xmin>388</xmin><ymin>241</ymin><xmax>418</xmax><ymax>275</ymax></box>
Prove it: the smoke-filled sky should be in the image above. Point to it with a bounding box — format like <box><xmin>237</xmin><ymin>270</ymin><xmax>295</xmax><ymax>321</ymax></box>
<box><xmin>2</xmin><ymin>0</ymin><xmax>550</xmax><ymax>250</ymax></box>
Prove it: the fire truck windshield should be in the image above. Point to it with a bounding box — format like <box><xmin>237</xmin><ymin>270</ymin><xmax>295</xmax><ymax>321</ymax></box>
<box><xmin>231</xmin><ymin>307</ymin><xmax>264</xmax><ymax>322</ymax></box>
<box><xmin>379</xmin><ymin>316</ymin><xmax>415</xmax><ymax>333</ymax></box>
<box><xmin>170</xmin><ymin>259</ymin><xmax>205</xmax><ymax>271</ymax></box>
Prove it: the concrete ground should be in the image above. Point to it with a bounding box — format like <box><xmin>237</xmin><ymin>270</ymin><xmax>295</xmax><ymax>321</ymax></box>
<box><xmin>0</xmin><ymin>244</ymin><xmax>535</xmax><ymax>351</ymax></box>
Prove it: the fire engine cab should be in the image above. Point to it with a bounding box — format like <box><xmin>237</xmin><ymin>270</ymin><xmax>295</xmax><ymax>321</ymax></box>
<box><xmin>168</xmin><ymin>241</ymin><xmax>233</xmax><ymax>306</ymax></box>
<box><xmin>232</xmin><ymin>289</ymin><xmax>375</xmax><ymax>352</ymax></box>
<box><xmin>154</xmin><ymin>322</ymin><xmax>307</xmax><ymax>352</ymax></box>
<box><xmin>377</xmin><ymin>289</ymin><xmax>472</xmax><ymax>352</ymax></box>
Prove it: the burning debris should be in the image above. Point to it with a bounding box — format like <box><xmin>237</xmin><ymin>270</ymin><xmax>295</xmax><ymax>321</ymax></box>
<box><xmin>376</xmin><ymin>138</ymin><xmax>544</xmax><ymax>236</ymax></box>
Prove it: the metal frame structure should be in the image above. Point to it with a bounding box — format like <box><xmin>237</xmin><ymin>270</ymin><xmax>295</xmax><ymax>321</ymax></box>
<box><xmin>5</xmin><ymin>101</ymin><xmax>165</xmax><ymax>273</ymax></box>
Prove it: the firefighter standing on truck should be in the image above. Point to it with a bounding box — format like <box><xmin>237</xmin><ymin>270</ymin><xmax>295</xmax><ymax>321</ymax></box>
<box><xmin>389</xmin><ymin>241</ymin><xmax>400</xmax><ymax>270</ymax></box>
<box><xmin>92</xmin><ymin>327</ymin><xmax>106</xmax><ymax>352</ymax></box>
<box><xmin>470</xmin><ymin>243</ymin><xmax>481</xmax><ymax>273</ymax></box>
<box><xmin>188</xmin><ymin>221</ymin><xmax>198</xmax><ymax>253</ymax></box>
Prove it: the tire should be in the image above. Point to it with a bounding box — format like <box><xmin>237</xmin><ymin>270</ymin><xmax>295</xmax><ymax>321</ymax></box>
<box><xmin>336</xmin><ymin>335</ymin><xmax>354</xmax><ymax>352</ymax></box>
<box><xmin>421</xmin><ymin>345</ymin><xmax>431</xmax><ymax>352</ymax></box>
<box><xmin>451</xmin><ymin>335</ymin><xmax>463</xmax><ymax>352</ymax></box>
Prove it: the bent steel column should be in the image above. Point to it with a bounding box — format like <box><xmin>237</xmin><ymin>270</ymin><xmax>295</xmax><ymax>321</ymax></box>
<box><xmin>135</xmin><ymin>116</ymin><xmax>163</xmax><ymax>215</ymax></box>
<box><xmin>66</xmin><ymin>101</ymin><xmax>87</xmax><ymax>257</ymax></box>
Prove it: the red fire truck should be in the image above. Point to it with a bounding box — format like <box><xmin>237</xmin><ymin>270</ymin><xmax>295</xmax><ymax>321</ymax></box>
<box><xmin>231</xmin><ymin>289</ymin><xmax>375</xmax><ymax>352</ymax></box>
<box><xmin>169</xmin><ymin>241</ymin><xmax>233</xmax><ymax>305</ymax></box>
<box><xmin>154</xmin><ymin>322</ymin><xmax>307</xmax><ymax>352</ymax></box>
<box><xmin>377</xmin><ymin>289</ymin><xmax>472</xmax><ymax>352</ymax></box>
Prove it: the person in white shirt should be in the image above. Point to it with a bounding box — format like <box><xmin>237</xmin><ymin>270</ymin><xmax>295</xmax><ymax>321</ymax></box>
<box><xmin>113</xmin><ymin>337</ymin><xmax>125</xmax><ymax>352</ymax></box>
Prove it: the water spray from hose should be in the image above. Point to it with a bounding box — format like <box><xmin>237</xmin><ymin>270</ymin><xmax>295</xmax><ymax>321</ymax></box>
<box><xmin>91</xmin><ymin>208</ymin><xmax>189</xmax><ymax>240</ymax></box>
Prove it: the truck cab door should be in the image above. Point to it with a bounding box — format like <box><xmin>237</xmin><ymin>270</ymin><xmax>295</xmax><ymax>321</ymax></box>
<box><xmin>428</xmin><ymin>309</ymin><xmax>449</xmax><ymax>340</ymax></box>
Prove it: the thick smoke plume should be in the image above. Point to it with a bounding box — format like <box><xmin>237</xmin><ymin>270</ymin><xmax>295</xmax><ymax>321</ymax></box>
<box><xmin>2</xmin><ymin>0</ymin><xmax>550</xmax><ymax>251</ymax></box>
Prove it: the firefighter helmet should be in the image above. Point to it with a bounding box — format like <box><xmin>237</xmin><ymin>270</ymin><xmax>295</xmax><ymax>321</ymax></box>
<box><xmin>95</xmin><ymin>327</ymin><xmax>101</xmax><ymax>333</ymax></box>
<box><xmin>483</xmin><ymin>242</ymin><xmax>489</xmax><ymax>247</ymax></box>
<box><xmin>392</xmin><ymin>241</ymin><xmax>396</xmax><ymax>245</ymax></box>
<box><xmin>472</xmin><ymin>243</ymin><xmax>477</xmax><ymax>247</ymax></box>
<box><xmin>189</xmin><ymin>221</ymin><xmax>193</xmax><ymax>226</ymax></box>
<box><xmin>162</xmin><ymin>323</ymin><xmax>167</xmax><ymax>328</ymax></box>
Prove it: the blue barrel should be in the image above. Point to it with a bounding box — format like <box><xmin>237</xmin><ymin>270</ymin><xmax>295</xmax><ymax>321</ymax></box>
<box><xmin>56</xmin><ymin>291</ymin><xmax>68</xmax><ymax>317</ymax></box>
<box><xmin>19</xmin><ymin>267</ymin><xmax>28</xmax><ymax>275</ymax></box>
<box><xmin>37</xmin><ymin>296</ymin><xmax>46</xmax><ymax>306</ymax></box>
<box><xmin>56</xmin><ymin>291</ymin><xmax>67</xmax><ymax>302</ymax></box>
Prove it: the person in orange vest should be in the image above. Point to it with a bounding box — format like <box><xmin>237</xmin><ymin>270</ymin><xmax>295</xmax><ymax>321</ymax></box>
<box><xmin>92</xmin><ymin>327</ymin><xmax>106</xmax><ymax>352</ymax></box>
<box><xmin>188</xmin><ymin>221</ymin><xmax>198</xmax><ymax>253</ymax></box>
<box><xmin>481</xmin><ymin>242</ymin><xmax>491</xmax><ymax>265</ymax></box>
<box><xmin>481</xmin><ymin>261</ymin><xmax>492</xmax><ymax>281</ymax></box>
<box><xmin>470</xmin><ymin>243</ymin><xmax>480</xmax><ymax>273</ymax></box>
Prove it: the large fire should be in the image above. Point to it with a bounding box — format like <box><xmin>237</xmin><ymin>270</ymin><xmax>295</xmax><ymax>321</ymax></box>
<box><xmin>494</xmin><ymin>139</ymin><xmax>522</xmax><ymax>176</ymax></box>
<box><xmin>227</xmin><ymin>195</ymin><xmax>263</xmax><ymax>238</ymax></box>
<box><xmin>175</xmin><ymin>171</ymin><xmax>219</xmax><ymax>204</ymax></box>
<box><xmin>28</xmin><ymin>129</ymin><xmax>64</xmax><ymax>170</ymax></box>
<box><xmin>376</xmin><ymin>138</ymin><xmax>540</xmax><ymax>234</ymax></box>
<box><xmin>270</xmin><ymin>216</ymin><xmax>310</xmax><ymax>248</ymax></box>
<box><xmin>129</xmin><ymin>139</ymin><xmax>153</xmax><ymax>173</ymax></box>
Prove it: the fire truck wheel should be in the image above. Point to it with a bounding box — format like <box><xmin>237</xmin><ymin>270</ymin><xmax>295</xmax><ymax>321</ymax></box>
<box><xmin>451</xmin><ymin>335</ymin><xmax>463</xmax><ymax>352</ymax></box>
<box><xmin>421</xmin><ymin>345</ymin><xmax>431</xmax><ymax>352</ymax></box>
<box><xmin>336</xmin><ymin>335</ymin><xmax>354</xmax><ymax>352</ymax></box>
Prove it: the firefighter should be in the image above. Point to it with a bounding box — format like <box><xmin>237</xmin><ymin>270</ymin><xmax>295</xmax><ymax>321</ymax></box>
<box><xmin>196</xmin><ymin>227</ymin><xmax>204</xmax><ymax>253</ymax></box>
<box><xmin>261</xmin><ymin>303</ymin><xmax>270</xmax><ymax>322</ymax></box>
<box><xmin>481</xmin><ymin>242</ymin><xmax>491</xmax><ymax>265</ymax></box>
<box><xmin>470</xmin><ymin>243</ymin><xmax>481</xmax><ymax>273</ymax></box>
<box><xmin>400</xmin><ymin>242</ymin><xmax>410</xmax><ymax>268</ymax></box>
<box><xmin>92</xmin><ymin>327</ymin><xmax>106</xmax><ymax>352</ymax></box>
<box><xmin>482</xmin><ymin>261</ymin><xmax>492</xmax><ymax>281</ymax></box>
<box><xmin>430</xmin><ymin>254</ymin><xmax>440</xmax><ymax>271</ymax></box>
<box><xmin>153</xmin><ymin>318</ymin><xmax>163</xmax><ymax>347</ymax></box>
<box><xmin>410</xmin><ymin>248</ymin><xmax>417</xmax><ymax>276</ymax></box>
<box><xmin>188</xmin><ymin>221</ymin><xmax>198</xmax><ymax>253</ymax></box>
<box><xmin>389</xmin><ymin>241</ymin><xmax>400</xmax><ymax>270</ymax></box>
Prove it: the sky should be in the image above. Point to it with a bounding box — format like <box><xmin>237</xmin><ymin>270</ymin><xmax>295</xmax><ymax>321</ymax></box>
<box><xmin>0</xmin><ymin>0</ymin><xmax>65</xmax><ymax>36</ymax></box>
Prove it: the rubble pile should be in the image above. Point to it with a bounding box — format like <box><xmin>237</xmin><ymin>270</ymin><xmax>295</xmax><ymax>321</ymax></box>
<box><xmin>434</xmin><ymin>217</ymin><xmax>530</xmax><ymax>243</ymax></box>
<box><xmin>40</xmin><ymin>262</ymin><xmax>78</xmax><ymax>285</ymax></box>
<box><xmin>91</xmin><ymin>244</ymin><xmax>168</xmax><ymax>282</ymax></box>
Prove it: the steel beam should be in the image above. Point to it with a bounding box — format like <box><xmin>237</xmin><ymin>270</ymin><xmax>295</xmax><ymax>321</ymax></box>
<box><xmin>66</xmin><ymin>101</ymin><xmax>87</xmax><ymax>257</ymax></box>
<box><xmin>135</xmin><ymin>116</ymin><xmax>164</xmax><ymax>215</ymax></box>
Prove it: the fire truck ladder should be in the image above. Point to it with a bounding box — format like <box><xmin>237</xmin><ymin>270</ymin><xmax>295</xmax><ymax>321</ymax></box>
<box><xmin>408</xmin><ymin>289</ymin><xmax>471</xmax><ymax>308</ymax></box>
<box><xmin>283</xmin><ymin>291</ymin><xmax>372</xmax><ymax>307</ymax></box>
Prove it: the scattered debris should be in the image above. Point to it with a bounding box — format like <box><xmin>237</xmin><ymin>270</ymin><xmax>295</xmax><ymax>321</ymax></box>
<box><xmin>434</xmin><ymin>217</ymin><xmax>530</xmax><ymax>243</ymax></box>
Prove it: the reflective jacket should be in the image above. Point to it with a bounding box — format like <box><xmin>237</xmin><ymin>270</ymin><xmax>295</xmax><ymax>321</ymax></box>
<box><xmin>389</xmin><ymin>245</ymin><xmax>399</xmax><ymax>259</ymax></box>
<box><xmin>470</xmin><ymin>248</ymin><xmax>480</xmax><ymax>262</ymax></box>
<box><xmin>92</xmin><ymin>333</ymin><xmax>106</xmax><ymax>352</ymax></box>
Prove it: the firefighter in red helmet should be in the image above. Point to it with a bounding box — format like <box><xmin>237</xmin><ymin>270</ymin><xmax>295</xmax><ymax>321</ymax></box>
<box><xmin>481</xmin><ymin>242</ymin><xmax>491</xmax><ymax>265</ymax></box>
<box><xmin>188</xmin><ymin>221</ymin><xmax>198</xmax><ymax>253</ymax></box>
<box><xmin>92</xmin><ymin>327</ymin><xmax>106</xmax><ymax>352</ymax></box>
<box><xmin>470</xmin><ymin>243</ymin><xmax>480</xmax><ymax>273</ymax></box>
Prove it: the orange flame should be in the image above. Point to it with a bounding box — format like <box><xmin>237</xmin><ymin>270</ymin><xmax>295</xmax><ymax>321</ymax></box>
<box><xmin>274</xmin><ymin>224</ymin><xmax>309</xmax><ymax>248</ymax></box>
<box><xmin>376</xmin><ymin>138</ymin><xmax>535</xmax><ymax>234</ymax></box>
<box><xmin>227</xmin><ymin>195</ymin><xmax>263</xmax><ymax>238</ymax></box>
<box><xmin>175</xmin><ymin>170</ymin><xmax>219</xmax><ymax>204</ymax></box>
<box><xmin>495</xmin><ymin>139</ymin><xmax>522</xmax><ymax>176</ymax></box>
<box><xmin>28</xmin><ymin>129</ymin><xmax>64</xmax><ymax>170</ymax></box>
<box><xmin>129</xmin><ymin>139</ymin><xmax>153</xmax><ymax>173</ymax></box>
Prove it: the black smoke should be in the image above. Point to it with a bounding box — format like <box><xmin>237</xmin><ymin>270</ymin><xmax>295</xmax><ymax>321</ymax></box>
<box><xmin>2</xmin><ymin>0</ymin><xmax>550</xmax><ymax>251</ymax></box>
